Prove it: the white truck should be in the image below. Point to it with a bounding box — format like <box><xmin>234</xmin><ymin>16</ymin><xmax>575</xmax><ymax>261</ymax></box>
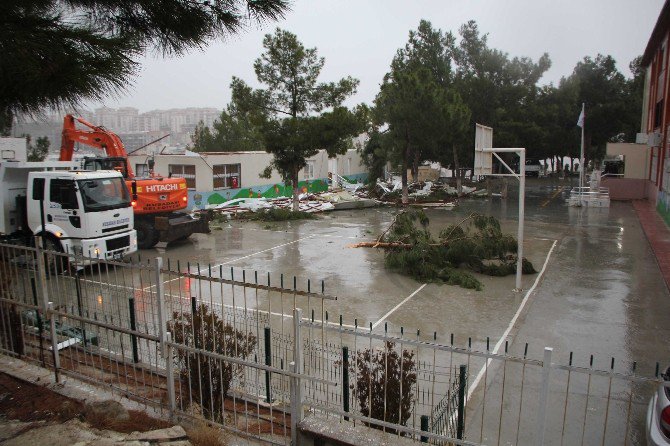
<box><xmin>1</xmin><ymin>138</ymin><xmax>137</xmax><ymax>261</ymax></box>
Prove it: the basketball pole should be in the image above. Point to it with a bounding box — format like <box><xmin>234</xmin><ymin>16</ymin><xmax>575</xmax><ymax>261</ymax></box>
<box><xmin>481</xmin><ymin>147</ymin><xmax>525</xmax><ymax>291</ymax></box>
<box><xmin>517</xmin><ymin>149</ymin><xmax>525</xmax><ymax>291</ymax></box>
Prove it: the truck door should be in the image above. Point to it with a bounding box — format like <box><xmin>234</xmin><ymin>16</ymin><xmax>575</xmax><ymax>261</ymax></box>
<box><xmin>46</xmin><ymin>178</ymin><xmax>83</xmax><ymax>239</ymax></box>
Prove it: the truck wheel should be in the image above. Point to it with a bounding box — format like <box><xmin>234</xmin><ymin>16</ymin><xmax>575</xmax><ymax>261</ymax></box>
<box><xmin>136</xmin><ymin>220</ymin><xmax>159</xmax><ymax>249</ymax></box>
<box><xmin>42</xmin><ymin>235</ymin><xmax>68</xmax><ymax>275</ymax></box>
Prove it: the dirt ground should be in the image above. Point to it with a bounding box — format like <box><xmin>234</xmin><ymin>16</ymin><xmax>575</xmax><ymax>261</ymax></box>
<box><xmin>0</xmin><ymin>372</ymin><xmax>181</xmax><ymax>444</ymax></box>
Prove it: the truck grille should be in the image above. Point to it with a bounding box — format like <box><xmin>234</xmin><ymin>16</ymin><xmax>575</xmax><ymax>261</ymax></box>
<box><xmin>102</xmin><ymin>224</ymin><xmax>129</xmax><ymax>234</ymax></box>
<box><xmin>106</xmin><ymin>235</ymin><xmax>130</xmax><ymax>252</ymax></box>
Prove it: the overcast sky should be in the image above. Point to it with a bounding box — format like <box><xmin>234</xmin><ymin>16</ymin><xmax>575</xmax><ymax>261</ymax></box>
<box><xmin>89</xmin><ymin>0</ymin><xmax>665</xmax><ymax>113</ymax></box>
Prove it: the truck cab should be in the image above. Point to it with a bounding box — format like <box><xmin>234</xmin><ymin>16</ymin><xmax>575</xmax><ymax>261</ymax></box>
<box><xmin>26</xmin><ymin>170</ymin><xmax>137</xmax><ymax>258</ymax></box>
<box><xmin>0</xmin><ymin>154</ymin><xmax>137</xmax><ymax>260</ymax></box>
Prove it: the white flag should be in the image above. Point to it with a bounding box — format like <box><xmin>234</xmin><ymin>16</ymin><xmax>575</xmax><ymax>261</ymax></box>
<box><xmin>577</xmin><ymin>106</ymin><xmax>585</xmax><ymax>128</ymax></box>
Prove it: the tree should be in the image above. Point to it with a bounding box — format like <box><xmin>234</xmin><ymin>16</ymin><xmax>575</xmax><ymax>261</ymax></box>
<box><xmin>351</xmin><ymin>210</ymin><xmax>537</xmax><ymax>290</ymax></box>
<box><xmin>261</xmin><ymin>105</ymin><xmax>363</xmax><ymax>208</ymax></box>
<box><xmin>206</xmin><ymin>77</ymin><xmax>269</xmax><ymax>152</ymax></box>
<box><xmin>239</xmin><ymin>29</ymin><xmax>361</xmax><ymax>210</ymax></box>
<box><xmin>452</xmin><ymin>21</ymin><xmax>551</xmax><ymax>166</ymax></box>
<box><xmin>27</xmin><ymin>136</ymin><xmax>50</xmax><ymax>161</ymax></box>
<box><xmin>374</xmin><ymin>20</ymin><xmax>469</xmax><ymax>203</ymax></box>
<box><xmin>569</xmin><ymin>54</ymin><xmax>631</xmax><ymax>162</ymax></box>
<box><xmin>0</xmin><ymin>0</ymin><xmax>288</xmax><ymax>123</ymax></box>
<box><xmin>189</xmin><ymin>120</ymin><xmax>215</xmax><ymax>152</ymax></box>
<box><xmin>361</xmin><ymin>130</ymin><xmax>393</xmax><ymax>184</ymax></box>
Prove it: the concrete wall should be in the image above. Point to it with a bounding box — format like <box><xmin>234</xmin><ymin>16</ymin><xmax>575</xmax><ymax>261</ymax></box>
<box><xmin>601</xmin><ymin>178</ymin><xmax>648</xmax><ymax>200</ymax></box>
<box><xmin>605</xmin><ymin>143</ymin><xmax>650</xmax><ymax>179</ymax></box>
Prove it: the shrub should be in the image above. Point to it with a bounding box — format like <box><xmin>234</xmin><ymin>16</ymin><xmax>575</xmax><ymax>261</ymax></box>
<box><xmin>168</xmin><ymin>304</ymin><xmax>257</xmax><ymax>422</ymax></box>
<box><xmin>352</xmin><ymin>341</ymin><xmax>417</xmax><ymax>434</ymax></box>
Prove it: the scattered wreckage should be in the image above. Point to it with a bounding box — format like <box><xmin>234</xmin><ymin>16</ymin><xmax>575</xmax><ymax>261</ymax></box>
<box><xmin>202</xmin><ymin>177</ymin><xmax>490</xmax><ymax>220</ymax></box>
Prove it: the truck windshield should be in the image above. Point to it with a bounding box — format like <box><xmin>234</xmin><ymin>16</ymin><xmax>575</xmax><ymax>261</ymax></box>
<box><xmin>78</xmin><ymin>177</ymin><xmax>130</xmax><ymax>212</ymax></box>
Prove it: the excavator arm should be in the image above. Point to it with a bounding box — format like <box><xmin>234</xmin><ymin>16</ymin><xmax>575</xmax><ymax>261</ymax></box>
<box><xmin>59</xmin><ymin>115</ymin><xmax>135</xmax><ymax>177</ymax></box>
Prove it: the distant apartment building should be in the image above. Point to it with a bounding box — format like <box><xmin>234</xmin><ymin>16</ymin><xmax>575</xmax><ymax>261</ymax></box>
<box><xmin>12</xmin><ymin>106</ymin><xmax>222</xmax><ymax>152</ymax></box>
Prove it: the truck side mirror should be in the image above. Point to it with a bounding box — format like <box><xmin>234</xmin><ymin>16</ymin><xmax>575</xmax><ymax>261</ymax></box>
<box><xmin>32</xmin><ymin>178</ymin><xmax>45</xmax><ymax>201</ymax></box>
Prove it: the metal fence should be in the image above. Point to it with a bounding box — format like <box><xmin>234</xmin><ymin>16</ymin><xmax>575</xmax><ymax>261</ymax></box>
<box><xmin>0</xmin><ymin>240</ymin><xmax>663</xmax><ymax>445</ymax></box>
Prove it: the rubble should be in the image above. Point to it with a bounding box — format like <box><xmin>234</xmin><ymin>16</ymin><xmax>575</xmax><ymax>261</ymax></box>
<box><xmin>204</xmin><ymin>175</ymin><xmax>492</xmax><ymax>220</ymax></box>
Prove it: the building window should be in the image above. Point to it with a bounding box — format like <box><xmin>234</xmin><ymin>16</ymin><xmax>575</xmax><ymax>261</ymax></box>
<box><xmin>655</xmin><ymin>99</ymin><xmax>664</xmax><ymax>129</ymax></box>
<box><xmin>135</xmin><ymin>164</ymin><xmax>149</xmax><ymax>177</ymax></box>
<box><xmin>213</xmin><ymin>164</ymin><xmax>241</xmax><ymax>189</ymax></box>
<box><xmin>169</xmin><ymin>164</ymin><xmax>196</xmax><ymax>189</ymax></box>
<box><xmin>304</xmin><ymin>160</ymin><xmax>315</xmax><ymax>179</ymax></box>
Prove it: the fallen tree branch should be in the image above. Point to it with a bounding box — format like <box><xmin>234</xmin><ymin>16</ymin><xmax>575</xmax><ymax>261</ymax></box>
<box><xmin>349</xmin><ymin>241</ymin><xmax>413</xmax><ymax>249</ymax></box>
<box><xmin>375</xmin><ymin>210</ymin><xmax>407</xmax><ymax>245</ymax></box>
<box><xmin>349</xmin><ymin>236</ymin><xmax>472</xmax><ymax>250</ymax></box>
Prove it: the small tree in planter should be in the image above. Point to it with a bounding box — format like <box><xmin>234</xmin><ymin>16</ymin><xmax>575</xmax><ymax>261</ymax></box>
<box><xmin>168</xmin><ymin>303</ymin><xmax>257</xmax><ymax>421</ymax></box>
<box><xmin>352</xmin><ymin>341</ymin><xmax>417</xmax><ymax>434</ymax></box>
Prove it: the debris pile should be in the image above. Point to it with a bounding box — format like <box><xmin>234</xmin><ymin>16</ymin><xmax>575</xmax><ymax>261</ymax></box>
<box><xmin>202</xmin><ymin>176</ymin><xmax>492</xmax><ymax>220</ymax></box>
<box><xmin>370</xmin><ymin>178</ymin><xmax>489</xmax><ymax>208</ymax></box>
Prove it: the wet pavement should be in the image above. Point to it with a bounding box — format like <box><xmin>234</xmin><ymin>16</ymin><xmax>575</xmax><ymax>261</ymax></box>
<box><xmin>146</xmin><ymin>177</ymin><xmax>670</xmax><ymax>371</ymax></box>
<box><xmin>106</xmin><ymin>176</ymin><xmax>670</xmax><ymax>445</ymax></box>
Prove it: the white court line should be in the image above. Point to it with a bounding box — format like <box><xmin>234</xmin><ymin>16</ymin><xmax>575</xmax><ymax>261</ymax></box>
<box><xmin>466</xmin><ymin>239</ymin><xmax>558</xmax><ymax>401</ymax></box>
<box><xmin>145</xmin><ymin>234</ymin><xmax>317</xmax><ymax>290</ymax></box>
<box><xmin>162</xmin><ymin>294</ymin><xmax>359</xmax><ymax>330</ymax></box>
<box><xmin>371</xmin><ymin>283</ymin><xmax>428</xmax><ymax>330</ymax></box>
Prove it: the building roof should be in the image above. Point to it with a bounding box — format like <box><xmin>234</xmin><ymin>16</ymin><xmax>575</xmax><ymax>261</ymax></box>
<box><xmin>642</xmin><ymin>0</ymin><xmax>670</xmax><ymax>67</ymax></box>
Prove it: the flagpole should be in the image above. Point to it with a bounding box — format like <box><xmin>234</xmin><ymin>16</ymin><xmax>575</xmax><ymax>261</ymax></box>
<box><xmin>579</xmin><ymin>102</ymin><xmax>585</xmax><ymax>206</ymax></box>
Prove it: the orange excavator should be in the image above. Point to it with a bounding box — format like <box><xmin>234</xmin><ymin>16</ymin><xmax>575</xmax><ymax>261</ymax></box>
<box><xmin>59</xmin><ymin>114</ymin><xmax>209</xmax><ymax>248</ymax></box>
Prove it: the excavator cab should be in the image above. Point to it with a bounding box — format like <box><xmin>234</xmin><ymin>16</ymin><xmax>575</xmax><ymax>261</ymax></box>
<box><xmin>83</xmin><ymin>157</ymin><xmax>129</xmax><ymax>178</ymax></box>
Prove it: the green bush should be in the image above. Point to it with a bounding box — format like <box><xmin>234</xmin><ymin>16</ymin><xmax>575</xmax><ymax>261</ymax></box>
<box><xmin>168</xmin><ymin>304</ymin><xmax>256</xmax><ymax>422</ymax></box>
<box><xmin>352</xmin><ymin>342</ymin><xmax>416</xmax><ymax>434</ymax></box>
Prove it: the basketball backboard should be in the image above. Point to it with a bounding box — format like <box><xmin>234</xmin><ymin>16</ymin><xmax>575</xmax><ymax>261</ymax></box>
<box><xmin>473</xmin><ymin>123</ymin><xmax>493</xmax><ymax>176</ymax></box>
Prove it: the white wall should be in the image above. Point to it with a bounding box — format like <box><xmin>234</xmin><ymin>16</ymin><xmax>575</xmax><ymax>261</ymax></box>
<box><xmin>606</xmin><ymin>143</ymin><xmax>650</xmax><ymax>179</ymax></box>
<box><xmin>129</xmin><ymin>148</ymin><xmax>367</xmax><ymax>192</ymax></box>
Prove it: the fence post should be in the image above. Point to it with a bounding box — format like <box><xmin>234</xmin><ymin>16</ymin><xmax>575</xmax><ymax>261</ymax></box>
<box><xmin>264</xmin><ymin>326</ymin><xmax>272</xmax><ymax>402</ymax></box>
<box><xmin>342</xmin><ymin>346</ymin><xmax>350</xmax><ymax>421</ymax></box>
<box><xmin>74</xmin><ymin>270</ymin><xmax>87</xmax><ymax>347</ymax></box>
<box><xmin>420</xmin><ymin>414</ymin><xmax>429</xmax><ymax>442</ymax></box>
<box><xmin>291</xmin><ymin>307</ymin><xmax>304</xmax><ymax>446</ymax></box>
<box><xmin>457</xmin><ymin>364</ymin><xmax>467</xmax><ymax>440</ymax></box>
<box><xmin>35</xmin><ymin>236</ymin><xmax>60</xmax><ymax>382</ymax></box>
<box><xmin>154</xmin><ymin>257</ymin><xmax>167</xmax><ymax>358</ymax></box>
<box><xmin>165</xmin><ymin>331</ymin><xmax>176</xmax><ymax>417</ymax></box>
<box><xmin>29</xmin><ymin>277</ymin><xmax>45</xmax><ymax>366</ymax></box>
<box><xmin>128</xmin><ymin>297</ymin><xmax>139</xmax><ymax>363</ymax></box>
<box><xmin>536</xmin><ymin>347</ymin><xmax>553</xmax><ymax>446</ymax></box>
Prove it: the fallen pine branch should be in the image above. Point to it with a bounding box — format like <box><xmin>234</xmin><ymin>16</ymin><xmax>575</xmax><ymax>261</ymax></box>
<box><xmin>348</xmin><ymin>241</ymin><xmax>413</xmax><ymax>249</ymax></box>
